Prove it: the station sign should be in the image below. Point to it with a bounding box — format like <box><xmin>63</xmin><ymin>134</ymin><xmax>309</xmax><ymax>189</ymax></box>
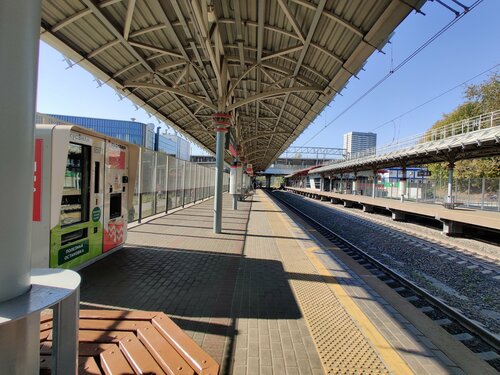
<box><xmin>417</xmin><ymin>170</ymin><xmax>432</xmax><ymax>177</ymax></box>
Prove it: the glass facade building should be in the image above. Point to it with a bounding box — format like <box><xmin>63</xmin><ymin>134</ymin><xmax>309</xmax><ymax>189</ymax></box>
<box><xmin>157</xmin><ymin>135</ymin><xmax>177</xmax><ymax>156</ymax></box>
<box><xmin>36</xmin><ymin>113</ymin><xmax>190</xmax><ymax>160</ymax></box>
<box><xmin>343</xmin><ymin>131</ymin><xmax>377</xmax><ymax>158</ymax></box>
<box><xmin>163</xmin><ymin>134</ymin><xmax>191</xmax><ymax>161</ymax></box>
<box><xmin>37</xmin><ymin>113</ymin><xmax>152</xmax><ymax>148</ymax></box>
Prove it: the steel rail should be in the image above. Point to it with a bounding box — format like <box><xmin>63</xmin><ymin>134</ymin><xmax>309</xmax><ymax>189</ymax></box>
<box><xmin>268</xmin><ymin>190</ymin><xmax>500</xmax><ymax>358</ymax></box>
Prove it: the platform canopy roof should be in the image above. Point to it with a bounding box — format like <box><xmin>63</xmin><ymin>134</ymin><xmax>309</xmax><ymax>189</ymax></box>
<box><xmin>40</xmin><ymin>0</ymin><xmax>424</xmax><ymax>171</ymax></box>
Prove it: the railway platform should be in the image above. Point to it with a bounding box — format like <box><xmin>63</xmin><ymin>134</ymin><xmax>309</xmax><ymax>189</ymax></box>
<box><xmin>75</xmin><ymin>191</ymin><xmax>494</xmax><ymax>374</ymax></box>
<box><xmin>286</xmin><ymin>187</ymin><xmax>500</xmax><ymax>235</ymax></box>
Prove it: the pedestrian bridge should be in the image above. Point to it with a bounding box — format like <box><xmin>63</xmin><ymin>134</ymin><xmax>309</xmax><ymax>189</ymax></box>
<box><xmin>315</xmin><ymin>110</ymin><xmax>500</xmax><ymax>175</ymax></box>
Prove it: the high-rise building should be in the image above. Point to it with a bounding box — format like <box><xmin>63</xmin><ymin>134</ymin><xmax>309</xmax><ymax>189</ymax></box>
<box><xmin>343</xmin><ymin>132</ymin><xmax>377</xmax><ymax>158</ymax></box>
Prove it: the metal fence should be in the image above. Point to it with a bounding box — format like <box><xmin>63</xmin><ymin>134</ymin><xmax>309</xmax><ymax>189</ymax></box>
<box><xmin>131</xmin><ymin>148</ymin><xmax>229</xmax><ymax>222</ymax></box>
<box><xmin>328</xmin><ymin>110</ymin><xmax>500</xmax><ymax>163</ymax></box>
<box><xmin>354</xmin><ymin>177</ymin><xmax>500</xmax><ymax>211</ymax></box>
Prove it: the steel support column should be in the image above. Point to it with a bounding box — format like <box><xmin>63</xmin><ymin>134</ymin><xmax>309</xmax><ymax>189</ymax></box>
<box><xmin>352</xmin><ymin>173</ymin><xmax>358</xmax><ymax>195</ymax></box>
<box><xmin>212</xmin><ymin>114</ymin><xmax>231</xmax><ymax>233</ymax></box>
<box><xmin>447</xmin><ymin>162</ymin><xmax>455</xmax><ymax>204</ymax></box>
<box><xmin>240</xmin><ymin>165</ymin><xmax>245</xmax><ymax>197</ymax></box>
<box><xmin>400</xmin><ymin>167</ymin><xmax>407</xmax><ymax>203</ymax></box>
<box><xmin>214</xmin><ymin>130</ymin><xmax>225</xmax><ymax>232</ymax></box>
<box><xmin>0</xmin><ymin>1</ymin><xmax>42</xmax><ymax>372</ymax></box>
<box><xmin>372</xmin><ymin>171</ymin><xmax>378</xmax><ymax>198</ymax></box>
<box><xmin>230</xmin><ymin>162</ymin><xmax>238</xmax><ymax>210</ymax></box>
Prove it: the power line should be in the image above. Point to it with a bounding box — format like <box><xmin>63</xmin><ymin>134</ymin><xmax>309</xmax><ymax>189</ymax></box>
<box><xmin>369</xmin><ymin>63</ymin><xmax>499</xmax><ymax>132</ymax></box>
<box><xmin>301</xmin><ymin>0</ymin><xmax>484</xmax><ymax>146</ymax></box>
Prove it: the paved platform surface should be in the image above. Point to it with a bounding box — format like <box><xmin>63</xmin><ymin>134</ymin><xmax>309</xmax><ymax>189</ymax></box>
<box><xmin>286</xmin><ymin>187</ymin><xmax>500</xmax><ymax>231</ymax></box>
<box><xmin>78</xmin><ymin>191</ymin><xmax>475</xmax><ymax>374</ymax></box>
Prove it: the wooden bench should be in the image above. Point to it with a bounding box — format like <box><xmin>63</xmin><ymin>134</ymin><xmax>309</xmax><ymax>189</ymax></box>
<box><xmin>40</xmin><ymin>309</ymin><xmax>220</xmax><ymax>375</ymax></box>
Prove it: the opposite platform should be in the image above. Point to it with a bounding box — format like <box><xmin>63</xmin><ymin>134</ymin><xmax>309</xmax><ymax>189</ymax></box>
<box><xmin>77</xmin><ymin>192</ymin><xmax>482</xmax><ymax>374</ymax></box>
<box><xmin>286</xmin><ymin>187</ymin><xmax>500</xmax><ymax>234</ymax></box>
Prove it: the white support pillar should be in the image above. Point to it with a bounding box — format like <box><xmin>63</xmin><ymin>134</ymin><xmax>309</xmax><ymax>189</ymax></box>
<box><xmin>400</xmin><ymin>166</ymin><xmax>407</xmax><ymax>203</ymax></box>
<box><xmin>447</xmin><ymin>162</ymin><xmax>455</xmax><ymax>204</ymax></box>
<box><xmin>372</xmin><ymin>170</ymin><xmax>378</xmax><ymax>198</ymax></box>
<box><xmin>240</xmin><ymin>164</ymin><xmax>245</xmax><ymax>197</ymax></box>
<box><xmin>0</xmin><ymin>1</ymin><xmax>42</xmax><ymax>372</ymax></box>
<box><xmin>212</xmin><ymin>113</ymin><xmax>231</xmax><ymax>233</ymax></box>
<box><xmin>352</xmin><ymin>173</ymin><xmax>358</xmax><ymax>195</ymax></box>
<box><xmin>229</xmin><ymin>161</ymin><xmax>241</xmax><ymax>210</ymax></box>
<box><xmin>320</xmin><ymin>175</ymin><xmax>325</xmax><ymax>191</ymax></box>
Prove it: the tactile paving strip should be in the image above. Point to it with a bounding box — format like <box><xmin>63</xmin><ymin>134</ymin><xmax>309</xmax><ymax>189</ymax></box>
<box><xmin>292</xmin><ymin>279</ymin><xmax>390</xmax><ymax>374</ymax></box>
<box><xmin>265</xmin><ymin>201</ymin><xmax>391</xmax><ymax>375</ymax></box>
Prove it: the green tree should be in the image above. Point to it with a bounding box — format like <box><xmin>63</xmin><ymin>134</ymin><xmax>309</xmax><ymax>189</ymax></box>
<box><xmin>465</xmin><ymin>73</ymin><xmax>500</xmax><ymax>113</ymax></box>
<box><xmin>427</xmin><ymin>74</ymin><xmax>500</xmax><ymax>179</ymax></box>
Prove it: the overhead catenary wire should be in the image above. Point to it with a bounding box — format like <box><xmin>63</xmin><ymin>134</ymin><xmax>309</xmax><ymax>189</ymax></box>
<box><xmin>301</xmin><ymin>0</ymin><xmax>484</xmax><ymax>146</ymax></box>
<box><xmin>369</xmin><ymin>63</ymin><xmax>499</xmax><ymax>132</ymax></box>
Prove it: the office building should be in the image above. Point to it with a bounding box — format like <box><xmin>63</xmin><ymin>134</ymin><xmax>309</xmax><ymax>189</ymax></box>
<box><xmin>163</xmin><ymin>133</ymin><xmax>191</xmax><ymax>161</ymax></box>
<box><xmin>343</xmin><ymin>131</ymin><xmax>377</xmax><ymax>158</ymax></box>
<box><xmin>36</xmin><ymin>113</ymin><xmax>191</xmax><ymax>160</ymax></box>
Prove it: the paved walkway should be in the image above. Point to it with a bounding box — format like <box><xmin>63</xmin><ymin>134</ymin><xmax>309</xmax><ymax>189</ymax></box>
<box><xmin>78</xmin><ymin>191</ymin><xmax>473</xmax><ymax>374</ymax></box>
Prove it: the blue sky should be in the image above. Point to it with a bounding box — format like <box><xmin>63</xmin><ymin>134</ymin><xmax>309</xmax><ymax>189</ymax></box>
<box><xmin>36</xmin><ymin>0</ymin><xmax>499</xmax><ymax>155</ymax></box>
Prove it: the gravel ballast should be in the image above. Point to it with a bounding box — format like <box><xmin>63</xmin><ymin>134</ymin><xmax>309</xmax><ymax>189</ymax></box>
<box><xmin>274</xmin><ymin>190</ymin><xmax>500</xmax><ymax>334</ymax></box>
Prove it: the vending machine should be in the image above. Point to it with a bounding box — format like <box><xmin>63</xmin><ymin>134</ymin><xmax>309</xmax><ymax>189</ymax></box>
<box><xmin>31</xmin><ymin>125</ymin><xmax>139</xmax><ymax>270</ymax></box>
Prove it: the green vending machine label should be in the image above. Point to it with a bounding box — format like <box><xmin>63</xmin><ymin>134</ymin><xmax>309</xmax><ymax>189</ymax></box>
<box><xmin>58</xmin><ymin>240</ymin><xmax>89</xmax><ymax>265</ymax></box>
<box><xmin>92</xmin><ymin>207</ymin><xmax>101</xmax><ymax>222</ymax></box>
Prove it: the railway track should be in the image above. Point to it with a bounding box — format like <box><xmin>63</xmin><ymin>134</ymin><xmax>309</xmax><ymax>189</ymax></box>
<box><xmin>269</xmin><ymin>189</ymin><xmax>500</xmax><ymax>372</ymax></box>
<box><xmin>308</xmin><ymin>194</ymin><xmax>500</xmax><ymax>278</ymax></box>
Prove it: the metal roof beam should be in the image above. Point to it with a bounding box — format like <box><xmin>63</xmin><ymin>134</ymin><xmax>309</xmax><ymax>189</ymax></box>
<box><xmin>225</xmin><ymin>46</ymin><xmax>330</xmax><ymax>83</ymax></box>
<box><xmin>168</xmin><ymin>0</ymin><xmax>217</xmax><ymax>101</ymax></box>
<box><xmin>227</xmin><ymin>63</ymin><xmax>259</xmax><ymax>99</ymax></box>
<box><xmin>225</xmin><ymin>57</ymin><xmax>319</xmax><ymax>87</ymax></box>
<box><xmin>99</xmin><ymin>0</ymin><xmax>123</xmax><ymax>7</ymax></box>
<box><xmin>256</xmin><ymin>0</ymin><xmax>266</xmax><ymax>143</ymax></box>
<box><xmin>129</xmin><ymin>24</ymin><xmax>167</xmax><ymax>38</ymax></box>
<box><xmin>221</xmin><ymin>19</ymin><xmax>346</xmax><ymax>70</ymax></box>
<box><xmin>123</xmin><ymin>0</ymin><xmax>136</xmax><ymax>40</ymax></box>
<box><xmin>188</xmin><ymin>0</ymin><xmax>225</xmax><ymax>99</ymax></box>
<box><xmin>242</xmin><ymin>132</ymin><xmax>289</xmax><ymax>143</ymax></box>
<box><xmin>268</xmin><ymin>0</ymin><xmax>327</xmax><ymax>160</ymax></box>
<box><xmin>128</xmin><ymin>41</ymin><xmax>183</xmax><ymax>59</ymax></box>
<box><xmin>80</xmin><ymin>0</ymin><xmax>213</xmax><ymax>141</ymax></box>
<box><xmin>261</xmin><ymin>45</ymin><xmax>303</xmax><ymax>61</ymax></box>
<box><xmin>290</xmin><ymin>0</ymin><xmax>365</xmax><ymax>38</ymax></box>
<box><xmin>233</xmin><ymin>0</ymin><xmax>250</xmax><ymax>115</ymax></box>
<box><xmin>226</xmin><ymin>86</ymin><xmax>322</xmax><ymax>112</ymax></box>
<box><xmin>123</xmin><ymin>82</ymin><xmax>217</xmax><ymax>111</ymax></box>
<box><xmin>87</xmin><ymin>39</ymin><xmax>120</xmax><ymax>59</ymax></box>
<box><xmin>277</xmin><ymin>0</ymin><xmax>306</xmax><ymax>43</ymax></box>
<box><xmin>51</xmin><ymin>9</ymin><xmax>92</xmax><ymax>32</ymax></box>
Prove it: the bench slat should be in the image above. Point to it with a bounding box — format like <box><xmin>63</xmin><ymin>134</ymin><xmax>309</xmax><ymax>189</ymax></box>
<box><xmin>80</xmin><ymin>309</ymin><xmax>158</xmax><ymax>321</ymax></box>
<box><xmin>153</xmin><ymin>314</ymin><xmax>219</xmax><ymax>375</ymax></box>
<box><xmin>79</xmin><ymin>356</ymin><xmax>102</xmax><ymax>375</ymax></box>
<box><xmin>78</xmin><ymin>329</ymin><xmax>132</xmax><ymax>343</ymax></box>
<box><xmin>79</xmin><ymin>319</ymin><xmax>150</xmax><ymax>331</ymax></box>
<box><xmin>100</xmin><ymin>347</ymin><xmax>135</xmax><ymax>375</ymax></box>
<box><xmin>119</xmin><ymin>332</ymin><xmax>166</xmax><ymax>375</ymax></box>
<box><xmin>137</xmin><ymin>326</ymin><xmax>194</xmax><ymax>375</ymax></box>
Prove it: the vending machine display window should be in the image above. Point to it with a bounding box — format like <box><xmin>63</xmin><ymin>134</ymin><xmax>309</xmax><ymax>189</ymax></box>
<box><xmin>60</xmin><ymin>143</ymin><xmax>90</xmax><ymax>226</ymax></box>
<box><xmin>109</xmin><ymin>193</ymin><xmax>122</xmax><ymax>219</ymax></box>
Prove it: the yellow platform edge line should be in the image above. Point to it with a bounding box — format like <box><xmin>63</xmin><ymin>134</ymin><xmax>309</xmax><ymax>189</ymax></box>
<box><xmin>264</xmin><ymin>193</ymin><xmax>414</xmax><ymax>375</ymax></box>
